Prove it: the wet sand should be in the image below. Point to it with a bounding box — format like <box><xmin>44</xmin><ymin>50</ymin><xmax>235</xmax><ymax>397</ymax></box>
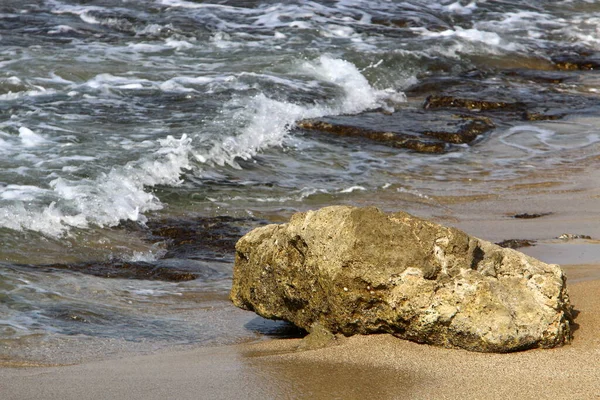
<box><xmin>3</xmin><ymin>166</ymin><xmax>600</xmax><ymax>399</ymax></box>
<box><xmin>1</xmin><ymin>270</ymin><xmax>599</xmax><ymax>400</ymax></box>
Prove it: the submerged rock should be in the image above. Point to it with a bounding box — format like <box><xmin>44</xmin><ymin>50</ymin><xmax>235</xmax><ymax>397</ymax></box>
<box><xmin>231</xmin><ymin>206</ymin><xmax>573</xmax><ymax>353</ymax></box>
<box><xmin>147</xmin><ymin>216</ymin><xmax>265</xmax><ymax>262</ymax></box>
<box><xmin>297</xmin><ymin>108</ymin><xmax>494</xmax><ymax>154</ymax></box>
<box><xmin>512</xmin><ymin>212</ymin><xmax>553</xmax><ymax>219</ymax></box>
<box><xmin>523</xmin><ymin>111</ymin><xmax>564</xmax><ymax>121</ymax></box>
<box><xmin>405</xmin><ymin>70</ymin><xmax>596</xmax><ymax>125</ymax></box>
<box><xmin>423</xmin><ymin>95</ymin><xmax>525</xmax><ymax>111</ymax></box>
<box><xmin>40</xmin><ymin>261</ymin><xmax>198</xmax><ymax>282</ymax></box>
<box><xmin>297</xmin><ymin>119</ymin><xmax>447</xmax><ymax>153</ymax></box>
<box><xmin>496</xmin><ymin>239</ymin><xmax>536</xmax><ymax>249</ymax></box>
<box><xmin>552</xmin><ymin>53</ymin><xmax>600</xmax><ymax>71</ymax></box>
<box><xmin>557</xmin><ymin>233</ymin><xmax>592</xmax><ymax>241</ymax></box>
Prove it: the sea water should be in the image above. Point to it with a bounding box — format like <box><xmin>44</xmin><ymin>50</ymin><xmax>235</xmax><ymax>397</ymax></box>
<box><xmin>1</xmin><ymin>0</ymin><xmax>600</xmax><ymax>363</ymax></box>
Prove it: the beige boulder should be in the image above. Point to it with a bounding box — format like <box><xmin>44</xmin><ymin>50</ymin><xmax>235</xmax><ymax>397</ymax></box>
<box><xmin>230</xmin><ymin>206</ymin><xmax>572</xmax><ymax>352</ymax></box>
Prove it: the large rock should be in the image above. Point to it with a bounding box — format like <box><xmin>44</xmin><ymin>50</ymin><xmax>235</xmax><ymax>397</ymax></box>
<box><xmin>230</xmin><ymin>206</ymin><xmax>573</xmax><ymax>352</ymax></box>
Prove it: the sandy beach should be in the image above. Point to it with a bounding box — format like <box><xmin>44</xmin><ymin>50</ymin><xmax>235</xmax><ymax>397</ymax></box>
<box><xmin>2</xmin><ymin>164</ymin><xmax>600</xmax><ymax>400</ymax></box>
<box><xmin>1</xmin><ymin>274</ymin><xmax>598</xmax><ymax>400</ymax></box>
<box><xmin>4</xmin><ymin>1</ymin><xmax>600</xmax><ymax>398</ymax></box>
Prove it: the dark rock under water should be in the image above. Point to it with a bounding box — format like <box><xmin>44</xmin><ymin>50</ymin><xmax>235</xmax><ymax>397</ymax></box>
<box><xmin>296</xmin><ymin>50</ymin><xmax>600</xmax><ymax>155</ymax></box>
<box><xmin>146</xmin><ymin>216</ymin><xmax>267</xmax><ymax>263</ymax></box>
<box><xmin>34</xmin><ymin>261</ymin><xmax>198</xmax><ymax>282</ymax></box>
<box><xmin>297</xmin><ymin>107</ymin><xmax>494</xmax><ymax>154</ymax></box>
<box><xmin>10</xmin><ymin>216</ymin><xmax>267</xmax><ymax>282</ymax></box>
<box><xmin>513</xmin><ymin>212</ymin><xmax>553</xmax><ymax>219</ymax></box>
<box><xmin>496</xmin><ymin>239</ymin><xmax>537</xmax><ymax>249</ymax></box>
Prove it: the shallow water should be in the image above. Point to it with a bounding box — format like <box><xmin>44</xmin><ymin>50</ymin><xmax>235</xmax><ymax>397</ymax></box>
<box><xmin>1</xmin><ymin>0</ymin><xmax>600</xmax><ymax>363</ymax></box>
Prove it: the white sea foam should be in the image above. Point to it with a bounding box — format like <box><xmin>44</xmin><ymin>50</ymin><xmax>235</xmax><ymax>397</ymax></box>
<box><xmin>47</xmin><ymin>0</ymin><xmax>108</xmax><ymax>16</ymax></box>
<box><xmin>48</xmin><ymin>1</ymin><xmax>138</xmax><ymax>32</ymax></box>
<box><xmin>126</xmin><ymin>43</ymin><xmax>169</xmax><ymax>53</ymax></box>
<box><xmin>224</xmin><ymin>187</ymin><xmax>329</xmax><ymax>204</ymax></box>
<box><xmin>157</xmin><ymin>0</ymin><xmax>248</xmax><ymax>11</ymax></box>
<box><xmin>559</xmin><ymin>15</ymin><xmax>600</xmax><ymax>48</ymax></box>
<box><xmin>289</xmin><ymin>21</ymin><xmax>312</xmax><ymax>29</ymax></box>
<box><xmin>397</xmin><ymin>187</ymin><xmax>432</xmax><ymax>200</ymax></box>
<box><xmin>196</xmin><ymin>56</ymin><xmax>405</xmax><ymax>169</ymax></box>
<box><xmin>452</xmin><ymin>27</ymin><xmax>503</xmax><ymax>46</ymax></box>
<box><xmin>127</xmin><ymin>287</ymin><xmax>179</xmax><ymax>296</ymax></box>
<box><xmin>135</xmin><ymin>23</ymin><xmax>172</xmax><ymax>37</ymax></box>
<box><xmin>79</xmin><ymin>12</ymin><xmax>100</xmax><ymax>24</ymax></box>
<box><xmin>303</xmin><ymin>56</ymin><xmax>398</xmax><ymax>113</ymax></box>
<box><xmin>499</xmin><ymin>125</ymin><xmax>556</xmax><ymax>155</ymax></box>
<box><xmin>0</xmin><ymin>134</ymin><xmax>193</xmax><ymax>236</ymax></box>
<box><xmin>19</xmin><ymin>127</ymin><xmax>48</xmax><ymax>148</ymax></box>
<box><xmin>54</xmin><ymin>155</ymin><xmax>97</xmax><ymax>163</ymax></box>
<box><xmin>0</xmin><ymin>49</ymin><xmax>430</xmax><ymax>238</ymax></box>
<box><xmin>472</xmin><ymin>11</ymin><xmax>563</xmax><ymax>47</ymax></box>
<box><xmin>442</xmin><ymin>2</ymin><xmax>477</xmax><ymax>15</ymax></box>
<box><xmin>0</xmin><ymin>88</ymin><xmax>56</xmax><ymax>101</ymax></box>
<box><xmin>36</xmin><ymin>73</ymin><xmax>75</xmax><ymax>86</ymax></box>
<box><xmin>126</xmin><ymin>249</ymin><xmax>167</xmax><ymax>263</ymax></box>
<box><xmin>320</xmin><ymin>24</ymin><xmax>357</xmax><ymax>38</ymax></box>
<box><xmin>48</xmin><ymin>25</ymin><xmax>79</xmax><ymax>34</ymax></box>
<box><xmin>419</xmin><ymin>26</ymin><xmax>497</xmax><ymax>46</ymax></box>
<box><xmin>80</xmin><ymin>73</ymin><xmax>221</xmax><ymax>94</ymax></box>
<box><xmin>5</xmin><ymin>76</ymin><xmax>22</xmax><ymax>85</ymax></box>
<box><xmin>0</xmin><ymin>185</ymin><xmax>50</xmax><ymax>201</ymax></box>
<box><xmin>165</xmin><ymin>38</ymin><xmax>195</xmax><ymax>50</ymax></box>
<box><xmin>158</xmin><ymin>0</ymin><xmax>370</xmax><ymax>38</ymax></box>
<box><xmin>339</xmin><ymin>186</ymin><xmax>366</xmax><ymax>193</ymax></box>
<box><xmin>83</xmin><ymin>74</ymin><xmax>153</xmax><ymax>92</ymax></box>
<box><xmin>414</xmin><ymin>22</ymin><xmax>527</xmax><ymax>54</ymax></box>
<box><xmin>158</xmin><ymin>80</ymin><xmax>195</xmax><ymax>93</ymax></box>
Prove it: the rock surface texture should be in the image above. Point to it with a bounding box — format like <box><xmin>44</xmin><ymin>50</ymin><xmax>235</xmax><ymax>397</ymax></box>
<box><xmin>230</xmin><ymin>206</ymin><xmax>573</xmax><ymax>352</ymax></box>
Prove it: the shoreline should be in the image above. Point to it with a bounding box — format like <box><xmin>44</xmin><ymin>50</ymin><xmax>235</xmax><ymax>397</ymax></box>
<box><xmin>3</xmin><ymin>1</ymin><xmax>600</xmax><ymax>398</ymax></box>
<box><xmin>3</xmin><ymin>164</ymin><xmax>600</xmax><ymax>399</ymax></box>
<box><xmin>2</xmin><ymin>268</ymin><xmax>599</xmax><ymax>399</ymax></box>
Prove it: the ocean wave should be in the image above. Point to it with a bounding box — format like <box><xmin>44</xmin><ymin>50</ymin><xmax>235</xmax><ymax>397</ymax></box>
<box><xmin>195</xmin><ymin>55</ymin><xmax>405</xmax><ymax>168</ymax></box>
<box><xmin>0</xmin><ymin>134</ymin><xmax>192</xmax><ymax>236</ymax></box>
<box><xmin>0</xmin><ymin>56</ymin><xmax>404</xmax><ymax>237</ymax></box>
